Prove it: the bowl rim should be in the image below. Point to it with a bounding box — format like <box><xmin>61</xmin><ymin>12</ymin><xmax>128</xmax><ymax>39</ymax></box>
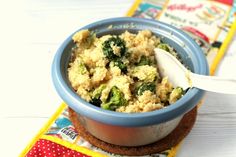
<box><xmin>52</xmin><ymin>17</ymin><xmax>209</xmax><ymax>127</ymax></box>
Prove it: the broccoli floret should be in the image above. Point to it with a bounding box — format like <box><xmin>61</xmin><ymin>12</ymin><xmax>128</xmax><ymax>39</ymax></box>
<box><xmin>136</xmin><ymin>55</ymin><xmax>151</xmax><ymax>66</ymax></box>
<box><xmin>90</xmin><ymin>84</ymin><xmax>106</xmax><ymax>107</ymax></box>
<box><xmin>101</xmin><ymin>86</ymin><xmax>127</xmax><ymax>111</ymax></box>
<box><xmin>157</xmin><ymin>43</ymin><xmax>170</xmax><ymax>52</ymax></box>
<box><xmin>78</xmin><ymin>63</ymin><xmax>87</xmax><ymax>74</ymax></box>
<box><xmin>113</xmin><ymin>60</ymin><xmax>127</xmax><ymax>73</ymax></box>
<box><xmin>125</xmin><ymin>51</ymin><xmax>131</xmax><ymax>58</ymax></box>
<box><xmin>72</xmin><ymin>58</ymin><xmax>88</xmax><ymax>75</ymax></box>
<box><xmin>169</xmin><ymin>87</ymin><xmax>184</xmax><ymax>104</ymax></box>
<box><xmin>136</xmin><ymin>82</ymin><xmax>156</xmax><ymax>96</ymax></box>
<box><xmin>132</xmin><ymin>65</ymin><xmax>157</xmax><ymax>82</ymax></box>
<box><xmin>92</xmin><ymin>84</ymin><xmax>106</xmax><ymax>99</ymax></box>
<box><xmin>90</xmin><ymin>98</ymin><xmax>102</xmax><ymax>107</ymax></box>
<box><xmin>102</xmin><ymin>36</ymin><xmax>126</xmax><ymax>60</ymax></box>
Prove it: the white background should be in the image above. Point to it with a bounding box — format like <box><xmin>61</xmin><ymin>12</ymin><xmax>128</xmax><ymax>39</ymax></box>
<box><xmin>0</xmin><ymin>0</ymin><xmax>236</xmax><ymax>157</ymax></box>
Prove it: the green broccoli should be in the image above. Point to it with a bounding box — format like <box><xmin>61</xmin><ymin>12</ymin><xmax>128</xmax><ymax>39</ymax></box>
<box><xmin>169</xmin><ymin>87</ymin><xmax>184</xmax><ymax>104</ymax></box>
<box><xmin>78</xmin><ymin>63</ymin><xmax>87</xmax><ymax>74</ymax></box>
<box><xmin>131</xmin><ymin>65</ymin><xmax>157</xmax><ymax>82</ymax></box>
<box><xmin>113</xmin><ymin>60</ymin><xmax>127</xmax><ymax>73</ymax></box>
<box><xmin>158</xmin><ymin>43</ymin><xmax>181</xmax><ymax>61</ymax></box>
<box><xmin>136</xmin><ymin>82</ymin><xmax>156</xmax><ymax>96</ymax></box>
<box><xmin>73</xmin><ymin>58</ymin><xmax>88</xmax><ymax>75</ymax></box>
<box><xmin>102</xmin><ymin>36</ymin><xmax>126</xmax><ymax>60</ymax></box>
<box><xmin>136</xmin><ymin>55</ymin><xmax>151</xmax><ymax>66</ymax></box>
<box><xmin>90</xmin><ymin>84</ymin><xmax>106</xmax><ymax>107</ymax></box>
<box><xmin>157</xmin><ymin>43</ymin><xmax>170</xmax><ymax>52</ymax></box>
<box><xmin>101</xmin><ymin>86</ymin><xmax>127</xmax><ymax>111</ymax></box>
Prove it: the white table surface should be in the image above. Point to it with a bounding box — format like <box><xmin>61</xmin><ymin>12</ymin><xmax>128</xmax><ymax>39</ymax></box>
<box><xmin>1</xmin><ymin>0</ymin><xmax>236</xmax><ymax>157</ymax></box>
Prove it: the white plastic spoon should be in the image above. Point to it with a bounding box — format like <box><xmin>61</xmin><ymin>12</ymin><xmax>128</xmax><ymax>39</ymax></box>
<box><xmin>154</xmin><ymin>48</ymin><xmax>236</xmax><ymax>94</ymax></box>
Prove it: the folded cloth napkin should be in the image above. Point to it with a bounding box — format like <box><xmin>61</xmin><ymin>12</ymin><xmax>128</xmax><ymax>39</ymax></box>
<box><xmin>26</xmin><ymin>138</ymin><xmax>90</xmax><ymax>157</ymax></box>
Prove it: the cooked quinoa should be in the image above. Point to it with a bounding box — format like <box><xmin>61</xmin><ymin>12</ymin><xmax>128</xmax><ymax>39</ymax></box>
<box><xmin>67</xmin><ymin>29</ymin><xmax>184</xmax><ymax>113</ymax></box>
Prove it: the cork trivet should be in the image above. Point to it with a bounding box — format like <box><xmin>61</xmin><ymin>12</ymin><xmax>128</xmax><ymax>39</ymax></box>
<box><xmin>69</xmin><ymin>107</ymin><xmax>197</xmax><ymax>156</ymax></box>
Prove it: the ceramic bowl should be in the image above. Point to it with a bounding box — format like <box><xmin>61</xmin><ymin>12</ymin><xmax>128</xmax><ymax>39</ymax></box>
<box><xmin>52</xmin><ymin>17</ymin><xmax>209</xmax><ymax>146</ymax></box>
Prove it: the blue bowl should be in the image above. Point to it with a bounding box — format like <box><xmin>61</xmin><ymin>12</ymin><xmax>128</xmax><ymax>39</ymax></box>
<box><xmin>52</xmin><ymin>17</ymin><xmax>209</xmax><ymax>146</ymax></box>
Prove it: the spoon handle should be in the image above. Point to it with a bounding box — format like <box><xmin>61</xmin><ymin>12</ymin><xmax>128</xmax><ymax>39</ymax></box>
<box><xmin>191</xmin><ymin>73</ymin><xmax>236</xmax><ymax>94</ymax></box>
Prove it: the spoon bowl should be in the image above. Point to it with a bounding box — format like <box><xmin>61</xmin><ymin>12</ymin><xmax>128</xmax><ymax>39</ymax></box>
<box><xmin>155</xmin><ymin>48</ymin><xmax>236</xmax><ymax>94</ymax></box>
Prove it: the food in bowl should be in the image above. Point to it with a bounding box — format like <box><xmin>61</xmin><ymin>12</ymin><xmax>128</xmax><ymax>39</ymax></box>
<box><xmin>68</xmin><ymin>29</ymin><xmax>184</xmax><ymax>113</ymax></box>
<box><xmin>52</xmin><ymin>17</ymin><xmax>208</xmax><ymax>146</ymax></box>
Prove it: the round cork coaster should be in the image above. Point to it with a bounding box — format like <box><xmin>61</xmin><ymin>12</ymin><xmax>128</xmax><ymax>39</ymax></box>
<box><xmin>69</xmin><ymin>107</ymin><xmax>197</xmax><ymax>156</ymax></box>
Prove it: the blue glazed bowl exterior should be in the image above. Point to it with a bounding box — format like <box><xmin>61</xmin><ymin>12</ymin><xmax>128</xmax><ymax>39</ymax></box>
<box><xmin>52</xmin><ymin>17</ymin><xmax>209</xmax><ymax>146</ymax></box>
